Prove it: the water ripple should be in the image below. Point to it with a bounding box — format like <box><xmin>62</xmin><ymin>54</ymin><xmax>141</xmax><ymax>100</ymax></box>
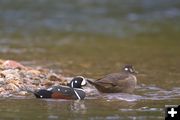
<box><xmin>90</xmin><ymin>85</ymin><xmax>180</xmax><ymax>101</ymax></box>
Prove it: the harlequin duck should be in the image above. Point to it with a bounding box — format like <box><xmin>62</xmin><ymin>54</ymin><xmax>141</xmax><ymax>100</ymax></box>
<box><xmin>34</xmin><ymin>76</ymin><xmax>87</xmax><ymax>100</ymax></box>
<box><xmin>87</xmin><ymin>65</ymin><xmax>138</xmax><ymax>93</ymax></box>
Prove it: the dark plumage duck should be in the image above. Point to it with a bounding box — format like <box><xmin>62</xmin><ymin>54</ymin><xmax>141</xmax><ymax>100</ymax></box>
<box><xmin>87</xmin><ymin>65</ymin><xmax>138</xmax><ymax>93</ymax></box>
<box><xmin>34</xmin><ymin>76</ymin><xmax>87</xmax><ymax>100</ymax></box>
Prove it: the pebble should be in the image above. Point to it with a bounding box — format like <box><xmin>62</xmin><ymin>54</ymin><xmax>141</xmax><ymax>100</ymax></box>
<box><xmin>2</xmin><ymin>60</ymin><xmax>26</xmax><ymax>70</ymax></box>
<box><xmin>4</xmin><ymin>83</ymin><xmax>20</xmax><ymax>91</ymax></box>
<box><xmin>0</xmin><ymin>78</ymin><xmax>5</xmax><ymax>84</ymax></box>
<box><xmin>0</xmin><ymin>59</ymin><xmax>68</xmax><ymax>97</ymax></box>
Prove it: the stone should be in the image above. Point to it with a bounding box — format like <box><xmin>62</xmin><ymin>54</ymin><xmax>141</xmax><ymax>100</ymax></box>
<box><xmin>17</xmin><ymin>91</ymin><xmax>28</xmax><ymax>96</ymax></box>
<box><xmin>0</xmin><ymin>59</ymin><xmax>69</xmax><ymax>97</ymax></box>
<box><xmin>26</xmin><ymin>70</ymin><xmax>41</xmax><ymax>76</ymax></box>
<box><xmin>4</xmin><ymin>83</ymin><xmax>20</xmax><ymax>91</ymax></box>
<box><xmin>0</xmin><ymin>87</ymin><xmax>5</xmax><ymax>92</ymax></box>
<box><xmin>1</xmin><ymin>69</ymin><xmax>21</xmax><ymax>80</ymax></box>
<box><xmin>48</xmin><ymin>73</ymin><xmax>61</xmax><ymax>81</ymax></box>
<box><xmin>0</xmin><ymin>78</ymin><xmax>5</xmax><ymax>84</ymax></box>
<box><xmin>2</xmin><ymin>60</ymin><xmax>27</xmax><ymax>70</ymax></box>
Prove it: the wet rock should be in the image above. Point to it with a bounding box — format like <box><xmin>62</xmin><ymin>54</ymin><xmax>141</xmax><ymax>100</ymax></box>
<box><xmin>5</xmin><ymin>79</ymin><xmax>22</xmax><ymax>87</ymax></box>
<box><xmin>17</xmin><ymin>91</ymin><xmax>28</xmax><ymax>96</ymax></box>
<box><xmin>31</xmin><ymin>80</ymin><xmax>41</xmax><ymax>86</ymax></box>
<box><xmin>0</xmin><ymin>59</ymin><xmax>70</xmax><ymax>98</ymax></box>
<box><xmin>0</xmin><ymin>87</ymin><xmax>5</xmax><ymax>92</ymax></box>
<box><xmin>1</xmin><ymin>69</ymin><xmax>21</xmax><ymax>80</ymax></box>
<box><xmin>43</xmin><ymin>80</ymin><xmax>54</xmax><ymax>87</ymax></box>
<box><xmin>48</xmin><ymin>73</ymin><xmax>64</xmax><ymax>81</ymax></box>
<box><xmin>0</xmin><ymin>78</ymin><xmax>5</xmax><ymax>84</ymax></box>
<box><xmin>0</xmin><ymin>73</ymin><xmax>5</xmax><ymax>78</ymax></box>
<box><xmin>2</xmin><ymin>60</ymin><xmax>27</xmax><ymax>70</ymax></box>
<box><xmin>4</xmin><ymin>83</ymin><xmax>20</xmax><ymax>91</ymax></box>
<box><xmin>26</xmin><ymin>70</ymin><xmax>41</xmax><ymax>76</ymax></box>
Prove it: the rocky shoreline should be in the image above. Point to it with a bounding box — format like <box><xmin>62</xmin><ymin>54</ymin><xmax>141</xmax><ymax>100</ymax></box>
<box><xmin>0</xmin><ymin>59</ymin><xmax>69</xmax><ymax>97</ymax></box>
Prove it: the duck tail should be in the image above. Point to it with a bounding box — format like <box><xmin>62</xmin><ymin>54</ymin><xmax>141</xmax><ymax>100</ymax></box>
<box><xmin>23</xmin><ymin>88</ymin><xmax>40</xmax><ymax>98</ymax></box>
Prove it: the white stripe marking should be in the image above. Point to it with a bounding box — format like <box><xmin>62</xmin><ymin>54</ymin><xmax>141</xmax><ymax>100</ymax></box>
<box><xmin>74</xmin><ymin>90</ymin><xmax>81</xmax><ymax>100</ymax></box>
<box><xmin>71</xmin><ymin>81</ymin><xmax>74</xmax><ymax>88</ymax></box>
<box><xmin>47</xmin><ymin>87</ymin><xmax>53</xmax><ymax>91</ymax></box>
<box><xmin>81</xmin><ymin>78</ymin><xmax>86</xmax><ymax>86</ymax></box>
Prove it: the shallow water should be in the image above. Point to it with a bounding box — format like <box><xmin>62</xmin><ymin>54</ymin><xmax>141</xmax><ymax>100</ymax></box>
<box><xmin>0</xmin><ymin>0</ymin><xmax>180</xmax><ymax>120</ymax></box>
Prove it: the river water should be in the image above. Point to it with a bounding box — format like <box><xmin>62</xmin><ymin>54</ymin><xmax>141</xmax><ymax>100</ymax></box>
<box><xmin>0</xmin><ymin>0</ymin><xmax>180</xmax><ymax>120</ymax></box>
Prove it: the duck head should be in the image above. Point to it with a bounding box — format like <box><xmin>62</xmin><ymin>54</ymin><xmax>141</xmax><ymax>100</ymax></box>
<box><xmin>122</xmin><ymin>64</ymin><xmax>138</xmax><ymax>74</ymax></box>
<box><xmin>68</xmin><ymin>76</ymin><xmax>87</xmax><ymax>88</ymax></box>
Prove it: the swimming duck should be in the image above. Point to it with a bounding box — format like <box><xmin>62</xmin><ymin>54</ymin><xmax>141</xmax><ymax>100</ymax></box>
<box><xmin>87</xmin><ymin>65</ymin><xmax>138</xmax><ymax>93</ymax></box>
<box><xmin>34</xmin><ymin>76</ymin><xmax>87</xmax><ymax>100</ymax></box>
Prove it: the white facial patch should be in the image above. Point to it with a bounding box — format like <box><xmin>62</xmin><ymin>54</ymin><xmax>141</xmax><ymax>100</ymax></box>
<box><xmin>40</xmin><ymin>95</ymin><xmax>43</xmax><ymax>98</ymax></box>
<box><xmin>125</xmin><ymin>68</ymin><xmax>128</xmax><ymax>71</ymax></box>
<box><xmin>76</xmin><ymin>76</ymin><xmax>87</xmax><ymax>86</ymax></box>
<box><xmin>47</xmin><ymin>87</ymin><xmax>53</xmax><ymax>91</ymax></box>
<box><xmin>81</xmin><ymin>78</ymin><xmax>86</xmax><ymax>86</ymax></box>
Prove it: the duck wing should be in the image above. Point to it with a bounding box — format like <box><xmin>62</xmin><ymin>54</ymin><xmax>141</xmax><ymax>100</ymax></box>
<box><xmin>96</xmin><ymin>73</ymin><xmax>129</xmax><ymax>85</ymax></box>
<box><xmin>49</xmin><ymin>86</ymin><xmax>74</xmax><ymax>96</ymax></box>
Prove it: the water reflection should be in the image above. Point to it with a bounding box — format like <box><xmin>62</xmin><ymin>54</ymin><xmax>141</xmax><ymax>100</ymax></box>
<box><xmin>136</xmin><ymin>85</ymin><xmax>180</xmax><ymax>100</ymax></box>
<box><xmin>40</xmin><ymin>98</ymin><xmax>138</xmax><ymax>120</ymax></box>
<box><xmin>70</xmin><ymin>100</ymin><xmax>87</xmax><ymax>114</ymax></box>
<box><xmin>40</xmin><ymin>99</ymin><xmax>88</xmax><ymax>119</ymax></box>
<box><xmin>0</xmin><ymin>96</ymin><xmax>176</xmax><ymax>120</ymax></box>
<box><xmin>100</xmin><ymin>86</ymin><xmax>180</xmax><ymax>101</ymax></box>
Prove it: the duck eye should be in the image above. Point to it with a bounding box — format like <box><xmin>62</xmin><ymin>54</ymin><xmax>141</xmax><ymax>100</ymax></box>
<box><xmin>75</xmin><ymin>80</ymin><xmax>78</xmax><ymax>83</ymax></box>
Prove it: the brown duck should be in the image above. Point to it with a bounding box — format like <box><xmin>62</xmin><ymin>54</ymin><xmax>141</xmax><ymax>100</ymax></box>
<box><xmin>87</xmin><ymin>65</ymin><xmax>138</xmax><ymax>93</ymax></box>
